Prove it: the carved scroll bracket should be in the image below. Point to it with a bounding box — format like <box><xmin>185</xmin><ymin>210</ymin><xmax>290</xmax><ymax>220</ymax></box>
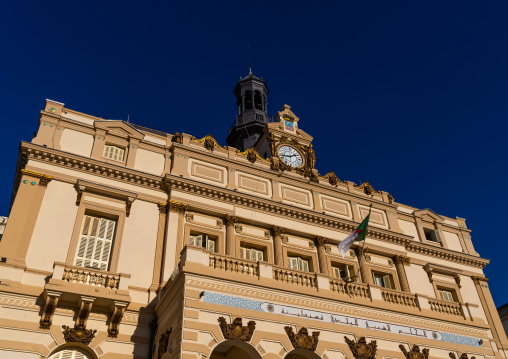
<box><xmin>285</xmin><ymin>326</ymin><xmax>320</xmax><ymax>351</ymax></box>
<box><xmin>75</xmin><ymin>296</ymin><xmax>95</xmax><ymax>329</ymax></box>
<box><xmin>108</xmin><ymin>301</ymin><xmax>128</xmax><ymax>338</ymax></box>
<box><xmin>218</xmin><ymin>317</ymin><xmax>256</xmax><ymax>341</ymax></box>
<box><xmin>39</xmin><ymin>290</ymin><xmax>61</xmax><ymax>329</ymax></box>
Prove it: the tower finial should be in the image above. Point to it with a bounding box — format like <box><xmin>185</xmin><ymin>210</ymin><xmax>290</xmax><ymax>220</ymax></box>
<box><xmin>248</xmin><ymin>43</ymin><xmax>252</xmax><ymax>75</ymax></box>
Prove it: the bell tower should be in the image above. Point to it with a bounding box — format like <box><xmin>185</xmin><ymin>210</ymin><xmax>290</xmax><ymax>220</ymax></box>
<box><xmin>226</xmin><ymin>68</ymin><xmax>270</xmax><ymax>152</ymax></box>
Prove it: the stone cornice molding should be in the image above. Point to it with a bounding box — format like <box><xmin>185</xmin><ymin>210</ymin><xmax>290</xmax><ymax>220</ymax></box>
<box><xmin>407</xmin><ymin>242</ymin><xmax>489</xmax><ymax>268</ymax></box>
<box><xmin>75</xmin><ymin>179</ymin><xmax>138</xmax><ymax>216</ymax></box>
<box><xmin>21</xmin><ymin>142</ymin><xmax>164</xmax><ymax>190</ymax></box>
<box><xmin>165</xmin><ymin>174</ymin><xmax>413</xmax><ymax>246</ymax></box>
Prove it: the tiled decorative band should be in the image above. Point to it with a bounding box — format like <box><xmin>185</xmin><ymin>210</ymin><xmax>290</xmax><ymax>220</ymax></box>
<box><xmin>202</xmin><ymin>292</ymin><xmax>480</xmax><ymax>347</ymax></box>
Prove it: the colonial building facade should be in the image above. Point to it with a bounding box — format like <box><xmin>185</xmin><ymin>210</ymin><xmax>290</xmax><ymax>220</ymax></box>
<box><xmin>0</xmin><ymin>72</ymin><xmax>506</xmax><ymax>359</ymax></box>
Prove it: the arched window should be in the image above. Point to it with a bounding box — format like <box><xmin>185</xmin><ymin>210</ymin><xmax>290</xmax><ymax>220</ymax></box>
<box><xmin>244</xmin><ymin>91</ymin><xmax>253</xmax><ymax>110</ymax></box>
<box><xmin>49</xmin><ymin>347</ymin><xmax>94</xmax><ymax>359</ymax></box>
<box><xmin>254</xmin><ymin>91</ymin><xmax>262</xmax><ymax>110</ymax></box>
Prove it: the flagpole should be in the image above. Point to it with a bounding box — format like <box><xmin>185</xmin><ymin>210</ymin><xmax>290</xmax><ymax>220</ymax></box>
<box><xmin>352</xmin><ymin>203</ymin><xmax>372</xmax><ymax>298</ymax></box>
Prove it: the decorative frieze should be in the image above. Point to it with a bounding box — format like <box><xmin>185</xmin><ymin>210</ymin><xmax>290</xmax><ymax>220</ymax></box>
<box><xmin>158</xmin><ymin>328</ymin><xmax>172</xmax><ymax>359</ymax></box>
<box><xmin>284</xmin><ymin>326</ymin><xmax>320</xmax><ymax>351</ymax></box>
<box><xmin>218</xmin><ymin>317</ymin><xmax>256</xmax><ymax>341</ymax></box>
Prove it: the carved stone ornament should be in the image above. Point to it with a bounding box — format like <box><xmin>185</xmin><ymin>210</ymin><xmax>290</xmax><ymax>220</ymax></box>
<box><xmin>315</xmin><ymin>236</ymin><xmax>327</xmax><ymax>246</ymax></box>
<box><xmin>168</xmin><ymin>200</ymin><xmax>189</xmax><ymax>213</ymax></box>
<box><xmin>172</xmin><ymin>132</ymin><xmax>183</xmax><ymax>144</ymax></box>
<box><xmin>450</xmin><ymin>353</ymin><xmax>475</xmax><ymax>359</ymax></box>
<box><xmin>306</xmin><ymin>144</ymin><xmax>316</xmax><ymax>169</ymax></box>
<box><xmin>344</xmin><ymin>336</ymin><xmax>377</xmax><ymax>359</ymax></box>
<box><xmin>324</xmin><ymin>171</ymin><xmax>340</xmax><ymax>186</ymax></box>
<box><xmin>194</xmin><ymin>134</ymin><xmax>226</xmax><ymax>151</ymax></box>
<box><xmin>21</xmin><ymin>169</ymin><xmax>53</xmax><ymax>187</ymax></box>
<box><xmin>108</xmin><ymin>303</ymin><xmax>126</xmax><ymax>338</ymax></box>
<box><xmin>218</xmin><ymin>317</ymin><xmax>256</xmax><ymax>341</ymax></box>
<box><xmin>62</xmin><ymin>324</ymin><xmax>97</xmax><ymax>345</ymax></box>
<box><xmin>399</xmin><ymin>344</ymin><xmax>430</xmax><ymax>359</ymax></box>
<box><xmin>39</xmin><ymin>293</ymin><xmax>60</xmax><ymax>329</ymax></box>
<box><xmin>224</xmin><ymin>214</ymin><xmax>238</xmax><ymax>225</ymax></box>
<box><xmin>388</xmin><ymin>193</ymin><xmax>394</xmax><ymax>204</ymax></box>
<box><xmin>158</xmin><ymin>202</ymin><xmax>168</xmax><ymax>214</ymax></box>
<box><xmin>355</xmin><ymin>181</ymin><xmax>379</xmax><ymax>196</ymax></box>
<box><xmin>272</xmin><ymin>226</ymin><xmax>285</xmax><ymax>235</ymax></box>
<box><xmin>158</xmin><ymin>328</ymin><xmax>172</xmax><ymax>359</ymax></box>
<box><xmin>285</xmin><ymin>326</ymin><xmax>320</xmax><ymax>351</ymax></box>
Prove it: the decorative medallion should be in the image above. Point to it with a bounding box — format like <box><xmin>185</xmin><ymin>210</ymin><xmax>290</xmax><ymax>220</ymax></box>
<box><xmin>344</xmin><ymin>336</ymin><xmax>377</xmax><ymax>359</ymax></box>
<box><xmin>399</xmin><ymin>344</ymin><xmax>430</xmax><ymax>359</ymax></box>
<box><xmin>62</xmin><ymin>324</ymin><xmax>97</xmax><ymax>345</ymax></box>
<box><xmin>281</xmin><ymin>235</ymin><xmax>288</xmax><ymax>244</ymax></box>
<box><xmin>158</xmin><ymin>328</ymin><xmax>172</xmax><ymax>359</ymax></box>
<box><xmin>309</xmin><ymin>241</ymin><xmax>316</xmax><ymax>249</ymax></box>
<box><xmin>388</xmin><ymin>259</ymin><xmax>394</xmax><ymax>267</ymax></box>
<box><xmin>185</xmin><ymin>212</ymin><xmax>194</xmax><ymax>221</ymax></box>
<box><xmin>350</xmin><ymin>250</ymin><xmax>357</xmax><ymax>258</ymax></box>
<box><xmin>285</xmin><ymin>326</ymin><xmax>320</xmax><ymax>351</ymax></box>
<box><xmin>325</xmin><ymin>245</ymin><xmax>331</xmax><ymax>254</ymax></box>
<box><xmin>216</xmin><ymin>219</ymin><xmax>224</xmax><ymax>228</ymax></box>
<box><xmin>365</xmin><ymin>254</ymin><xmax>371</xmax><ymax>262</ymax></box>
<box><xmin>235</xmin><ymin>224</ymin><xmax>243</xmax><ymax>233</ymax></box>
<box><xmin>265</xmin><ymin>230</ymin><xmax>271</xmax><ymax>239</ymax></box>
<box><xmin>218</xmin><ymin>317</ymin><xmax>256</xmax><ymax>341</ymax></box>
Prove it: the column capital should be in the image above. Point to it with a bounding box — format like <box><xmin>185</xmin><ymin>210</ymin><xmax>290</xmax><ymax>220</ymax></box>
<box><xmin>158</xmin><ymin>202</ymin><xmax>168</xmax><ymax>214</ymax></box>
<box><xmin>224</xmin><ymin>214</ymin><xmax>239</xmax><ymax>225</ymax></box>
<box><xmin>471</xmin><ymin>276</ymin><xmax>489</xmax><ymax>284</ymax></box>
<box><xmin>168</xmin><ymin>200</ymin><xmax>189</xmax><ymax>213</ymax></box>
<box><xmin>393</xmin><ymin>255</ymin><xmax>411</xmax><ymax>265</ymax></box>
<box><xmin>21</xmin><ymin>169</ymin><xmax>53</xmax><ymax>186</ymax></box>
<box><xmin>315</xmin><ymin>236</ymin><xmax>327</xmax><ymax>246</ymax></box>
<box><xmin>272</xmin><ymin>226</ymin><xmax>285</xmax><ymax>235</ymax></box>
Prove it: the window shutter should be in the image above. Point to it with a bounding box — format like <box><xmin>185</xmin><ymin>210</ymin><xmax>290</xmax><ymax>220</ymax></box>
<box><xmin>288</xmin><ymin>257</ymin><xmax>298</xmax><ymax>270</ymax></box>
<box><xmin>206</xmin><ymin>238</ymin><xmax>216</xmax><ymax>252</ymax></box>
<box><xmin>239</xmin><ymin>247</ymin><xmax>245</xmax><ymax>259</ymax></box>
<box><xmin>256</xmin><ymin>249</ymin><xmax>264</xmax><ymax>261</ymax></box>
<box><xmin>332</xmin><ymin>267</ymin><xmax>340</xmax><ymax>278</ymax></box>
<box><xmin>74</xmin><ymin>216</ymin><xmax>115</xmax><ymax>271</ymax></box>
<box><xmin>300</xmin><ymin>258</ymin><xmax>310</xmax><ymax>272</ymax></box>
<box><xmin>433</xmin><ymin>229</ymin><xmax>442</xmax><ymax>243</ymax></box>
<box><xmin>383</xmin><ymin>274</ymin><xmax>392</xmax><ymax>289</ymax></box>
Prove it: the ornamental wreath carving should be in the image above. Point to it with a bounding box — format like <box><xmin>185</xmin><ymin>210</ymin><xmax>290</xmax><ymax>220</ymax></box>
<box><xmin>450</xmin><ymin>352</ymin><xmax>475</xmax><ymax>359</ymax></box>
<box><xmin>344</xmin><ymin>336</ymin><xmax>377</xmax><ymax>359</ymax></box>
<box><xmin>218</xmin><ymin>317</ymin><xmax>256</xmax><ymax>341</ymax></box>
<box><xmin>62</xmin><ymin>325</ymin><xmax>97</xmax><ymax>345</ymax></box>
<box><xmin>399</xmin><ymin>344</ymin><xmax>430</xmax><ymax>359</ymax></box>
<box><xmin>285</xmin><ymin>326</ymin><xmax>320</xmax><ymax>351</ymax></box>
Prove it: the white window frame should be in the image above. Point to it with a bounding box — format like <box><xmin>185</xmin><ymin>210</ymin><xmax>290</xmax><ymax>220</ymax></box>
<box><xmin>372</xmin><ymin>272</ymin><xmax>392</xmax><ymax>289</ymax></box>
<box><xmin>287</xmin><ymin>256</ymin><xmax>310</xmax><ymax>272</ymax></box>
<box><xmin>240</xmin><ymin>246</ymin><xmax>264</xmax><ymax>261</ymax></box>
<box><xmin>103</xmin><ymin>144</ymin><xmax>125</xmax><ymax>162</ymax></box>
<box><xmin>189</xmin><ymin>234</ymin><xmax>216</xmax><ymax>252</ymax></box>
<box><xmin>332</xmin><ymin>264</ymin><xmax>354</xmax><ymax>280</ymax></box>
<box><xmin>74</xmin><ymin>214</ymin><xmax>116</xmax><ymax>271</ymax></box>
<box><xmin>439</xmin><ymin>288</ymin><xmax>455</xmax><ymax>302</ymax></box>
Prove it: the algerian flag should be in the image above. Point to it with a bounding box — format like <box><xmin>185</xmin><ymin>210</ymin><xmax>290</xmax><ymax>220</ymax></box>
<box><xmin>338</xmin><ymin>208</ymin><xmax>371</xmax><ymax>258</ymax></box>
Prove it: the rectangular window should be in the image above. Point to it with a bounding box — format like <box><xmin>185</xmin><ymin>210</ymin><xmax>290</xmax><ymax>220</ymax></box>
<box><xmin>240</xmin><ymin>246</ymin><xmax>264</xmax><ymax>261</ymax></box>
<box><xmin>372</xmin><ymin>272</ymin><xmax>393</xmax><ymax>289</ymax></box>
<box><xmin>439</xmin><ymin>289</ymin><xmax>455</xmax><ymax>302</ymax></box>
<box><xmin>189</xmin><ymin>234</ymin><xmax>216</xmax><ymax>252</ymax></box>
<box><xmin>287</xmin><ymin>256</ymin><xmax>310</xmax><ymax>272</ymax></box>
<box><xmin>74</xmin><ymin>215</ymin><xmax>116</xmax><ymax>271</ymax></box>
<box><xmin>103</xmin><ymin>144</ymin><xmax>125</xmax><ymax>162</ymax></box>
<box><xmin>332</xmin><ymin>264</ymin><xmax>354</xmax><ymax>280</ymax></box>
<box><xmin>424</xmin><ymin>228</ymin><xmax>442</xmax><ymax>243</ymax></box>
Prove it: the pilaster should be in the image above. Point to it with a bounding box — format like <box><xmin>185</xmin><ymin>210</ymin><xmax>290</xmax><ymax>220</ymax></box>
<box><xmin>271</xmin><ymin>226</ymin><xmax>284</xmax><ymax>266</ymax></box>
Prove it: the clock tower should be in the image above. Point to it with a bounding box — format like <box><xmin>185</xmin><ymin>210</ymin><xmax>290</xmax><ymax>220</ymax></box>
<box><xmin>226</xmin><ymin>68</ymin><xmax>270</xmax><ymax>152</ymax></box>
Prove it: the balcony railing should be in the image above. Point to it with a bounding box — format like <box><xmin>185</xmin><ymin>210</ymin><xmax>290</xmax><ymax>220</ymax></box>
<box><xmin>62</xmin><ymin>265</ymin><xmax>120</xmax><ymax>289</ymax></box>
<box><xmin>273</xmin><ymin>267</ymin><xmax>316</xmax><ymax>288</ymax></box>
<box><xmin>209</xmin><ymin>254</ymin><xmax>259</xmax><ymax>277</ymax></box>
<box><xmin>330</xmin><ymin>279</ymin><xmax>370</xmax><ymax>299</ymax></box>
<box><xmin>381</xmin><ymin>287</ymin><xmax>418</xmax><ymax>308</ymax></box>
<box><xmin>428</xmin><ymin>297</ymin><xmax>464</xmax><ymax>317</ymax></box>
<box><xmin>179</xmin><ymin>246</ymin><xmax>476</xmax><ymax>324</ymax></box>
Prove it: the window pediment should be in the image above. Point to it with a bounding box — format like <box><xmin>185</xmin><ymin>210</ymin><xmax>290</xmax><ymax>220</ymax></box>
<box><xmin>94</xmin><ymin>120</ymin><xmax>144</xmax><ymax>140</ymax></box>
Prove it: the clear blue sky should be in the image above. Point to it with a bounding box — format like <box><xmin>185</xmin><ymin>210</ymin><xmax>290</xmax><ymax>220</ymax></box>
<box><xmin>1</xmin><ymin>2</ymin><xmax>508</xmax><ymax>306</ymax></box>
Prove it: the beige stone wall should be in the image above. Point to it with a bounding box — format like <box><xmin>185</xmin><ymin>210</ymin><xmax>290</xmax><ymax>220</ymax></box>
<box><xmin>25</xmin><ymin>181</ymin><xmax>79</xmax><ymax>272</ymax></box>
<box><xmin>134</xmin><ymin>148</ymin><xmax>165</xmax><ymax>175</ymax></box>
<box><xmin>59</xmin><ymin>129</ymin><xmax>94</xmax><ymax>157</ymax></box>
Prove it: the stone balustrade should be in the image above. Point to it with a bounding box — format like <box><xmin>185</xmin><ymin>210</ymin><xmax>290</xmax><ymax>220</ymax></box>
<box><xmin>273</xmin><ymin>266</ymin><xmax>316</xmax><ymax>288</ymax></box>
<box><xmin>209</xmin><ymin>254</ymin><xmax>259</xmax><ymax>276</ymax></box>
<box><xmin>428</xmin><ymin>297</ymin><xmax>464</xmax><ymax>317</ymax></box>
<box><xmin>329</xmin><ymin>279</ymin><xmax>370</xmax><ymax>299</ymax></box>
<box><xmin>381</xmin><ymin>287</ymin><xmax>418</xmax><ymax>308</ymax></box>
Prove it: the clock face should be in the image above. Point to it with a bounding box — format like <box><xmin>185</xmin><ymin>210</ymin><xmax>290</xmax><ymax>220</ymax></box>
<box><xmin>278</xmin><ymin>145</ymin><xmax>303</xmax><ymax>168</ymax></box>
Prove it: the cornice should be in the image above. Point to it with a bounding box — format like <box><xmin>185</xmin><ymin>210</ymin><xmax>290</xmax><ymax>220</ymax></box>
<box><xmin>21</xmin><ymin>142</ymin><xmax>164</xmax><ymax>191</ymax></box>
<box><xmin>406</xmin><ymin>242</ymin><xmax>489</xmax><ymax>268</ymax></box>
<box><xmin>164</xmin><ymin>173</ymin><xmax>412</xmax><ymax>246</ymax></box>
<box><xmin>172</xmin><ymin>143</ymin><xmax>397</xmax><ymax>210</ymax></box>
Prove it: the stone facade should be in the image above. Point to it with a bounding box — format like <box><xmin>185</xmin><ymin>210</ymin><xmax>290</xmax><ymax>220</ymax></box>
<box><xmin>0</xmin><ymin>86</ymin><xmax>506</xmax><ymax>359</ymax></box>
